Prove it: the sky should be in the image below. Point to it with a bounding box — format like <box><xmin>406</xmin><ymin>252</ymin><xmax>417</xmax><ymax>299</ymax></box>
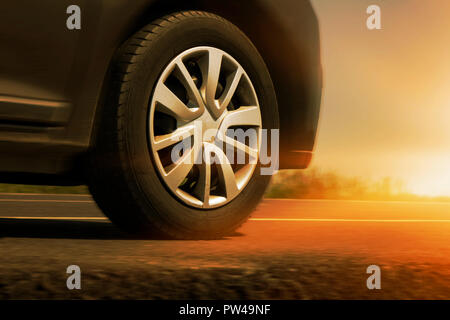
<box><xmin>310</xmin><ymin>0</ymin><xmax>450</xmax><ymax>196</ymax></box>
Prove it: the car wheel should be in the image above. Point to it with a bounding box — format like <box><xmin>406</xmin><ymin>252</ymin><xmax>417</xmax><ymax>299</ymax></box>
<box><xmin>88</xmin><ymin>11</ymin><xmax>279</xmax><ymax>239</ymax></box>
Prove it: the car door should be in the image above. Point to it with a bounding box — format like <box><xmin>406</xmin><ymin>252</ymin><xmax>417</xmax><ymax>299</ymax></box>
<box><xmin>0</xmin><ymin>0</ymin><xmax>86</xmax><ymax>124</ymax></box>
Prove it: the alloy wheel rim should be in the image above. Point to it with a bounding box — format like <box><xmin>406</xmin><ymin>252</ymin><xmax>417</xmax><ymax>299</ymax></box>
<box><xmin>149</xmin><ymin>46</ymin><xmax>262</xmax><ymax>208</ymax></box>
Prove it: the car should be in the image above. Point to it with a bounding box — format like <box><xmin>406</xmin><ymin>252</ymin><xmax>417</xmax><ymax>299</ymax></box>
<box><xmin>0</xmin><ymin>0</ymin><xmax>322</xmax><ymax>239</ymax></box>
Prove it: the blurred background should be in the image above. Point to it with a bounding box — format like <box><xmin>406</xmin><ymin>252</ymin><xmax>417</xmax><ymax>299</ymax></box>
<box><xmin>269</xmin><ymin>0</ymin><xmax>450</xmax><ymax>201</ymax></box>
<box><xmin>1</xmin><ymin>0</ymin><xmax>450</xmax><ymax>202</ymax></box>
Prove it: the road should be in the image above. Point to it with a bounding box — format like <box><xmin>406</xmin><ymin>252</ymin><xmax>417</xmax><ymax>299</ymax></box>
<box><xmin>1</xmin><ymin>193</ymin><xmax>450</xmax><ymax>299</ymax></box>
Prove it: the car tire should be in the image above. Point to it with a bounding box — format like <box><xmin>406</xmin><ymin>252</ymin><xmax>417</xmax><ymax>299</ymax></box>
<box><xmin>88</xmin><ymin>11</ymin><xmax>279</xmax><ymax>239</ymax></box>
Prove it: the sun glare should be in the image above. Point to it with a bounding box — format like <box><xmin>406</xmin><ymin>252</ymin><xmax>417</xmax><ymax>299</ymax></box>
<box><xmin>408</xmin><ymin>164</ymin><xmax>450</xmax><ymax>197</ymax></box>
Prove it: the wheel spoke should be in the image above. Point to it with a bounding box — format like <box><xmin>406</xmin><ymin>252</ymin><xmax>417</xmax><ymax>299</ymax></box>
<box><xmin>219</xmin><ymin>106</ymin><xmax>261</xmax><ymax>132</ymax></box>
<box><xmin>223</xmin><ymin>136</ymin><xmax>258</xmax><ymax>161</ymax></box>
<box><xmin>153</xmin><ymin>125</ymin><xmax>195</xmax><ymax>151</ymax></box>
<box><xmin>194</xmin><ymin>160</ymin><xmax>211</xmax><ymax>207</ymax></box>
<box><xmin>174</xmin><ymin>59</ymin><xmax>205</xmax><ymax>111</ymax></box>
<box><xmin>205</xmin><ymin>144</ymin><xmax>239</xmax><ymax>199</ymax></box>
<box><xmin>163</xmin><ymin>148</ymin><xmax>197</xmax><ymax>191</ymax></box>
<box><xmin>199</xmin><ymin>49</ymin><xmax>224</xmax><ymax>118</ymax></box>
<box><xmin>154</xmin><ymin>82</ymin><xmax>201</xmax><ymax>122</ymax></box>
<box><xmin>216</xmin><ymin>154</ymin><xmax>239</xmax><ymax>199</ymax></box>
<box><xmin>218</xmin><ymin>67</ymin><xmax>243</xmax><ymax>110</ymax></box>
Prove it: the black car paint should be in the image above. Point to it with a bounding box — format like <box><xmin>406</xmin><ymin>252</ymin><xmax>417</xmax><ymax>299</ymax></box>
<box><xmin>0</xmin><ymin>0</ymin><xmax>322</xmax><ymax>183</ymax></box>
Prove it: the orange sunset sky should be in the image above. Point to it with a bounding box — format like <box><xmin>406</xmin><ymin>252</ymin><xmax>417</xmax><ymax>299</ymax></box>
<box><xmin>310</xmin><ymin>0</ymin><xmax>450</xmax><ymax>196</ymax></box>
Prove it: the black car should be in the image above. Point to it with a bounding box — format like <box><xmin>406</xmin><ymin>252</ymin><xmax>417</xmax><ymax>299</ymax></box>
<box><xmin>0</xmin><ymin>0</ymin><xmax>322</xmax><ymax>239</ymax></box>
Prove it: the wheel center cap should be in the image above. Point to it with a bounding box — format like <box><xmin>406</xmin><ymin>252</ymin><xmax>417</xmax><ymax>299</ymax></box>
<box><xmin>198</xmin><ymin>108</ymin><xmax>223</xmax><ymax>143</ymax></box>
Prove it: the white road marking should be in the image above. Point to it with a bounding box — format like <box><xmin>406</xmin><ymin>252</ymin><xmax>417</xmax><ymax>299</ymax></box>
<box><xmin>2</xmin><ymin>217</ymin><xmax>450</xmax><ymax>223</ymax></box>
<box><xmin>263</xmin><ymin>198</ymin><xmax>450</xmax><ymax>205</ymax></box>
<box><xmin>0</xmin><ymin>193</ymin><xmax>90</xmax><ymax>197</ymax></box>
<box><xmin>1</xmin><ymin>217</ymin><xmax>107</xmax><ymax>220</ymax></box>
<box><xmin>1</xmin><ymin>196</ymin><xmax>449</xmax><ymax>222</ymax></box>
<box><xmin>0</xmin><ymin>199</ymin><xmax>93</xmax><ymax>203</ymax></box>
<box><xmin>251</xmin><ymin>218</ymin><xmax>450</xmax><ymax>222</ymax></box>
<box><xmin>1</xmin><ymin>197</ymin><xmax>449</xmax><ymax>206</ymax></box>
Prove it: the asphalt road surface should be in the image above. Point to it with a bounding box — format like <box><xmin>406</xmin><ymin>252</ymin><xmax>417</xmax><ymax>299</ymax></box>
<box><xmin>1</xmin><ymin>193</ymin><xmax>450</xmax><ymax>299</ymax></box>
